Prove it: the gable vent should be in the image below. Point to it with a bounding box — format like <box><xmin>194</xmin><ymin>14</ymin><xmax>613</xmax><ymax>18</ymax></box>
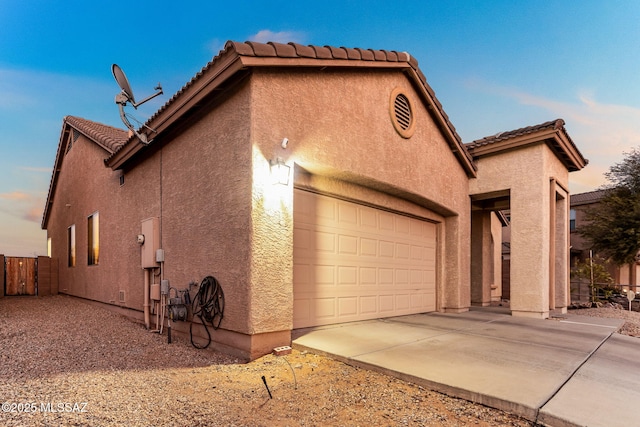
<box><xmin>389</xmin><ymin>88</ymin><xmax>416</xmax><ymax>139</ymax></box>
<box><xmin>394</xmin><ymin>94</ymin><xmax>412</xmax><ymax>130</ymax></box>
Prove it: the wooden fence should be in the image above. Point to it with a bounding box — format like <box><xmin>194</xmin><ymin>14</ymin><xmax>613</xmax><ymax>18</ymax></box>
<box><xmin>0</xmin><ymin>255</ymin><xmax>58</xmax><ymax>297</ymax></box>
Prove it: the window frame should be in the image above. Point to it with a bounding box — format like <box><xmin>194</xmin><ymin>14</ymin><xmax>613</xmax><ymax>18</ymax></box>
<box><xmin>87</xmin><ymin>212</ymin><xmax>100</xmax><ymax>265</ymax></box>
<box><xmin>67</xmin><ymin>224</ymin><xmax>76</xmax><ymax>267</ymax></box>
<box><xmin>570</xmin><ymin>209</ymin><xmax>577</xmax><ymax>231</ymax></box>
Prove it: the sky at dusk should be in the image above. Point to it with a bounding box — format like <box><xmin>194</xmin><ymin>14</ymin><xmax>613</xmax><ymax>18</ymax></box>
<box><xmin>1</xmin><ymin>1</ymin><xmax>639</xmax><ymax>256</ymax></box>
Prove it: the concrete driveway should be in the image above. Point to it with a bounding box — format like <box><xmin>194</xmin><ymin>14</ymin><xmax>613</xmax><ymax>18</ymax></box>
<box><xmin>292</xmin><ymin>308</ymin><xmax>640</xmax><ymax>427</ymax></box>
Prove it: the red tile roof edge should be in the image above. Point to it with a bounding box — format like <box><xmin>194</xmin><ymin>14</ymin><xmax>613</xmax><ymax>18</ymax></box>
<box><xmin>465</xmin><ymin>119</ymin><xmax>565</xmax><ymax>150</ymax></box>
<box><xmin>106</xmin><ymin>40</ymin><xmax>472</xmax><ymax>171</ymax></box>
<box><xmin>65</xmin><ymin>116</ymin><xmax>129</xmax><ymax>154</ymax></box>
<box><xmin>570</xmin><ymin>189</ymin><xmax>610</xmax><ymax>206</ymax></box>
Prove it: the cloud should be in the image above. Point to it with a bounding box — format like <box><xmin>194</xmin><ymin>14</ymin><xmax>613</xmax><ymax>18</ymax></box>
<box><xmin>0</xmin><ymin>191</ymin><xmax>45</xmax><ymax>223</ymax></box>
<box><xmin>464</xmin><ymin>78</ymin><xmax>640</xmax><ymax>192</ymax></box>
<box><xmin>19</xmin><ymin>166</ymin><xmax>51</xmax><ymax>173</ymax></box>
<box><xmin>248</xmin><ymin>29</ymin><xmax>306</xmax><ymax>45</ymax></box>
<box><xmin>0</xmin><ymin>191</ymin><xmax>30</xmax><ymax>201</ymax></box>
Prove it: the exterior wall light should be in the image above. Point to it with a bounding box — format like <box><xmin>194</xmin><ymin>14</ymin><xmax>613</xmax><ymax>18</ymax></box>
<box><xmin>269</xmin><ymin>158</ymin><xmax>291</xmax><ymax>185</ymax></box>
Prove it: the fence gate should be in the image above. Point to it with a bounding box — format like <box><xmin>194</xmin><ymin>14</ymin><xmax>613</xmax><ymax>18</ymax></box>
<box><xmin>5</xmin><ymin>257</ymin><xmax>37</xmax><ymax>296</ymax></box>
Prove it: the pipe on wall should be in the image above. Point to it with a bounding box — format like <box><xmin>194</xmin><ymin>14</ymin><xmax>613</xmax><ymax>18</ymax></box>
<box><xmin>144</xmin><ymin>268</ymin><xmax>151</xmax><ymax>329</ymax></box>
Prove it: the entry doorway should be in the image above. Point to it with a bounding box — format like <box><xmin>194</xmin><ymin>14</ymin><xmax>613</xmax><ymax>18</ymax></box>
<box><xmin>470</xmin><ymin>190</ymin><xmax>510</xmax><ymax>307</ymax></box>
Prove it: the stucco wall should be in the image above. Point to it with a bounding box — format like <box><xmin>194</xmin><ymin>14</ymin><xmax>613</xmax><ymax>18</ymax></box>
<box><xmin>159</xmin><ymin>83</ymin><xmax>254</xmax><ymax>334</ymax></box>
<box><xmin>47</xmin><ymin>132</ymin><xmax>149</xmax><ymax>306</ymax></box>
<box><xmin>249</xmin><ymin>68</ymin><xmax>472</xmax><ymax>319</ymax></box>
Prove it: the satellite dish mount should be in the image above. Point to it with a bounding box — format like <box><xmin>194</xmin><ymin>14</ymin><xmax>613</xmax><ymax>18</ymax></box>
<box><xmin>112</xmin><ymin>64</ymin><xmax>163</xmax><ymax>144</ymax></box>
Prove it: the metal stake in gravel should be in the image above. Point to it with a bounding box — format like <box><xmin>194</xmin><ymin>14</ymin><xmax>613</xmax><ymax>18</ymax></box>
<box><xmin>261</xmin><ymin>375</ymin><xmax>272</xmax><ymax>399</ymax></box>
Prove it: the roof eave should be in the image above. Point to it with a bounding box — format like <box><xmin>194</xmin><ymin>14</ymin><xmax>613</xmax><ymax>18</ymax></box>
<box><xmin>468</xmin><ymin>127</ymin><xmax>588</xmax><ymax>172</ymax></box>
<box><xmin>41</xmin><ymin>120</ymin><xmax>72</xmax><ymax>229</ymax></box>
<box><xmin>105</xmin><ymin>40</ymin><xmax>477</xmax><ymax>178</ymax></box>
<box><xmin>106</xmin><ymin>51</ymin><xmax>247</xmax><ymax>170</ymax></box>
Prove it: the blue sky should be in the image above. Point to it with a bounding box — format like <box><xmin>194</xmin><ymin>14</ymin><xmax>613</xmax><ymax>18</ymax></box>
<box><xmin>1</xmin><ymin>1</ymin><xmax>639</xmax><ymax>256</ymax></box>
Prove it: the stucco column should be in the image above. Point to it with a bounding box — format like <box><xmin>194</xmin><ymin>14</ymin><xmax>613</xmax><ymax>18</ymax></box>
<box><xmin>510</xmin><ymin>185</ymin><xmax>550</xmax><ymax>319</ymax></box>
<box><xmin>471</xmin><ymin>210</ymin><xmax>492</xmax><ymax>306</ymax></box>
<box><xmin>442</xmin><ymin>214</ymin><xmax>471</xmax><ymax>313</ymax></box>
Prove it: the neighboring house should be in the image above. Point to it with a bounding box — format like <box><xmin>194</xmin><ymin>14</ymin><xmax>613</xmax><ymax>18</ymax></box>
<box><xmin>570</xmin><ymin>189</ymin><xmax>640</xmax><ymax>292</ymax></box>
<box><xmin>41</xmin><ymin>41</ymin><xmax>587</xmax><ymax>360</ymax></box>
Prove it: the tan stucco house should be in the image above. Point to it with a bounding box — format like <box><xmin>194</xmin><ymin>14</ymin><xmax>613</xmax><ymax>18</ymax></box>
<box><xmin>570</xmin><ymin>189</ymin><xmax>640</xmax><ymax>294</ymax></box>
<box><xmin>41</xmin><ymin>41</ymin><xmax>587</xmax><ymax>360</ymax></box>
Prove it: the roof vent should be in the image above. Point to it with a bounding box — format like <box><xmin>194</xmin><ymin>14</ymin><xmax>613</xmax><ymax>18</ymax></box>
<box><xmin>390</xmin><ymin>88</ymin><xmax>416</xmax><ymax>139</ymax></box>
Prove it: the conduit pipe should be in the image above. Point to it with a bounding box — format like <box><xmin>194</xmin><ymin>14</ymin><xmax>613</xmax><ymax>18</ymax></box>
<box><xmin>143</xmin><ymin>268</ymin><xmax>151</xmax><ymax>329</ymax></box>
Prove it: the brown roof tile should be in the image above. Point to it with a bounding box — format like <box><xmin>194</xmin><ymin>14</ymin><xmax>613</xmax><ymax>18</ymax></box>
<box><xmin>65</xmin><ymin>116</ymin><xmax>128</xmax><ymax>154</ymax></box>
<box><xmin>372</xmin><ymin>49</ymin><xmax>387</xmax><ymax>61</ymax></box>
<box><xmin>343</xmin><ymin>47</ymin><xmax>361</xmax><ymax>60</ymax></box>
<box><xmin>269</xmin><ymin>41</ymin><xmax>297</xmax><ymax>58</ymax></box>
<box><xmin>311</xmin><ymin>45</ymin><xmax>333</xmax><ymax>59</ymax></box>
<box><xmin>326</xmin><ymin>46</ymin><xmax>348</xmax><ymax>59</ymax></box>
<box><xmin>246</xmin><ymin>41</ymin><xmax>277</xmax><ymax>56</ymax></box>
<box><xmin>382</xmin><ymin>50</ymin><xmax>398</xmax><ymax>62</ymax></box>
<box><xmin>356</xmin><ymin>48</ymin><xmax>375</xmax><ymax>61</ymax></box>
<box><xmin>227</xmin><ymin>40</ymin><xmax>254</xmax><ymax>56</ymax></box>
<box><xmin>290</xmin><ymin>42</ymin><xmax>316</xmax><ymax>58</ymax></box>
<box><xmin>570</xmin><ymin>189</ymin><xmax>610</xmax><ymax>206</ymax></box>
<box><xmin>466</xmin><ymin>119</ymin><xmax>565</xmax><ymax>150</ymax></box>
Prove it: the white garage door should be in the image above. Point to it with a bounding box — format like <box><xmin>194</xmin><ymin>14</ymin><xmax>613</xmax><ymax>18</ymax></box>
<box><xmin>293</xmin><ymin>189</ymin><xmax>437</xmax><ymax>328</ymax></box>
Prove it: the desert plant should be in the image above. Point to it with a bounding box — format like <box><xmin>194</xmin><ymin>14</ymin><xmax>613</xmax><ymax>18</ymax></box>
<box><xmin>571</xmin><ymin>254</ymin><xmax>614</xmax><ymax>304</ymax></box>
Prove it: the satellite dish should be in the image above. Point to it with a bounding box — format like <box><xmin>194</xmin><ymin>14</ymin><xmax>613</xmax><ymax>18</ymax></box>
<box><xmin>112</xmin><ymin>64</ymin><xmax>136</xmax><ymax>105</ymax></box>
<box><xmin>111</xmin><ymin>63</ymin><xmax>163</xmax><ymax>144</ymax></box>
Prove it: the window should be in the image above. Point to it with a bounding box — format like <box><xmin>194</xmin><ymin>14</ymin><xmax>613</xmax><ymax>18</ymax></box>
<box><xmin>67</xmin><ymin>225</ymin><xmax>76</xmax><ymax>267</ymax></box>
<box><xmin>88</xmin><ymin>212</ymin><xmax>99</xmax><ymax>265</ymax></box>
<box><xmin>570</xmin><ymin>209</ymin><xmax>576</xmax><ymax>231</ymax></box>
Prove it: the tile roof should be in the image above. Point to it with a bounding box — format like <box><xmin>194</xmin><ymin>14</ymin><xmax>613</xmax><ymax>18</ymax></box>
<box><xmin>41</xmin><ymin>117</ymin><xmax>129</xmax><ymax>229</ymax></box>
<box><xmin>570</xmin><ymin>189</ymin><xmax>610</xmax><ymax>206</ymax></box>
<box><xmin>162</xmin><ymin>41</ymin><xmax>415</xmax><ymax>106</ymax></box>
<box><xmin>144</xmin><ymin>40</ymin><xmax>427</xmax><ymax>128</ymax></box>
<box><xmin>465</xmin><ymin>119</ymin><xmax>566</xmax><ymax>150</ymax></box>
<box><xmin>107</xmin><ymin>40</ymin><xmax>476</xmax><ymax>175</ymax></box>
<box><xmin>464</xmin><ymin>118</ymin><xmax>587</xmax><ymax>172</ymax></box>
<box><xmin>65</xmin><ymin>116</ymin><xmax>129</xmax><ymax>154</ymax></box>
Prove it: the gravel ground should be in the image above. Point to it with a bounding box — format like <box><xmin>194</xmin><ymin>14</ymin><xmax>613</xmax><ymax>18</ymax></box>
<box><xmin>1</xmin><ymin>296</ymin><xmax>638</xmax><ymax>427</ymax></box>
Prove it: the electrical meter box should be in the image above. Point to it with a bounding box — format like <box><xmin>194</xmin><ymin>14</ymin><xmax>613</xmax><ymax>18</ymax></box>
<box><xmin>141</xmin><ymin>217</ymin><xmax>160</xmax><ymax>268</ymax></box>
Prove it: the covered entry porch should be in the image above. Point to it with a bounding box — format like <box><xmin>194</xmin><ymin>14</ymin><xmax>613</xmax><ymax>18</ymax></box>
<box><xmin>466</xmin><ymin>120</ymin><xmax>587</xmax><ymax>318</ymax></box>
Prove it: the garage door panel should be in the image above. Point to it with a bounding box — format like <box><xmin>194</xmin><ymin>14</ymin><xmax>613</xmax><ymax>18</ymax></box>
<box><xmin>379</xmin><ymin>212</ymin><xmax>394</xmax><ymax>231</ymax></box>
<box><xmin>315</xmin><ymin>298</ymin><xmax>336</xmax><ymax>319</ymax></box>
<box><xmin>338</xmin><ymin>297</ymin><xmax>358</xmax><ymax>316</ymax></box>
<box><xmin>315</xmin><ymin>231</ymin><xmax>336</xmax><ymax>252</ymax></box>
<box><xmin>395</xmin><ymin>294</ymin><xmax>411</xmax><ymax>310</ymax></box>
<box><xmin>361</xmin><ymin>238</ymin><xmax>377</xmax><ymax>256</ymax></box>
<box><xmin>337</xmin><ymin>266</ymin><xmax>357</xmax><ymax>285</ymax></box>
<box><xmin>338</xmin><ymin>203</ymin><xmax>358</xmax><ymax>225</ymax></box>
<box><xmin>379</xmin><ymin>241</ymin><xmax>395</xmax><ymax>258</ymax></box>
<box><xmin>338</xmin><ymin>234</ymin><xmax>358</xmax><ymax>254</ymax></box>
<box><xmin>294</xmin><ymin>190</ymin><xmax>437</xmax><ymax>328</ymax></box>
<box><xmin>315</xmin><ymin>265</ymin><xmax>335</xmax><ymax>285</ymax></box>
<box><xmin>360</xmin><ymin>209</ymin><xmax>377</xmax><ymax>229</ymax></box>
<box><xmin>360</xmin><ymin>267</ymin><xmax>377</xmax><ymax>285</ymax></box>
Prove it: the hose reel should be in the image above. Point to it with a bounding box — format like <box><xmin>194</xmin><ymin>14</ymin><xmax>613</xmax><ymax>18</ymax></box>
<box><xmin>190</xmin><ymin>275</ymin><xmax>225</xmax><ymax>349</ymax></box>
